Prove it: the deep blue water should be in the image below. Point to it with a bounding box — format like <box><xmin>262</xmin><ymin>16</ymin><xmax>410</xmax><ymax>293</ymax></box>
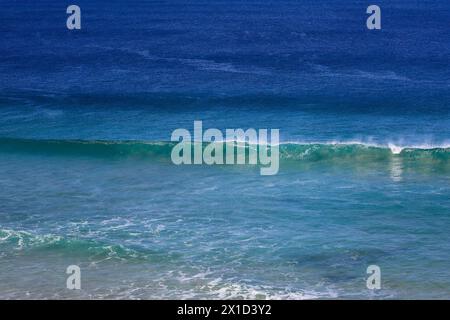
<box><xmin>0</xmin><ymin>0</ymin><xmax>449</xmax><ymax>299</ymax></box>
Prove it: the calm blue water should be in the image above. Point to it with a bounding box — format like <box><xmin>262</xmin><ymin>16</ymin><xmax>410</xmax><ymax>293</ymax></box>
<box><xmin>0</xmin><ymin>0</ymin><xmax>449</xmax><ymax>299</ymax></box>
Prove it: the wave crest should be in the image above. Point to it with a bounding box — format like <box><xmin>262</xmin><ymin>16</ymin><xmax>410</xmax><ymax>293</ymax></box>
<box><xmin>0</xmin><ymin>138</ymin><xmax>449</xmax><ymax>162</ymax></box>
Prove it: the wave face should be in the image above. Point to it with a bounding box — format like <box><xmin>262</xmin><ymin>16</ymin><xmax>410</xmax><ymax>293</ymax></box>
<box><xmin>1</xmin><ymin>138</ymin><xmax>449</xmax><ymax>163</ymax></box>
<box><xmin>0</xmin><ymin>138</ymin><xmax>175</xmax><ymax>159</ymax></box>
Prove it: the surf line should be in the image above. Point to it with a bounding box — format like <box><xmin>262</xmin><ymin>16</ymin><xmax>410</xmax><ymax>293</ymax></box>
<box><xmin>170</xmin><ymin>121</ymin><xmax>279</xmax><ymax>175</ymax></box>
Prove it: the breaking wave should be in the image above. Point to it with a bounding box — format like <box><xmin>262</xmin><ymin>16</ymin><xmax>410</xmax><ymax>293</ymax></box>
<box><xmin>1</xmin><ymin>138</ymin><xmax>448</xmax><ymax>162</ymax></box>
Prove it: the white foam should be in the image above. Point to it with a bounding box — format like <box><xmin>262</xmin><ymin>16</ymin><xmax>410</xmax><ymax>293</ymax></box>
<box><xmin>388</xmin><ymin>143</ymin><xmax>403</xmax><ymax>154</ymax></box>
<box><xmin>279</xmin><ymin>139</ymin><xmax>450</xmax><ymax>151</ymax></box>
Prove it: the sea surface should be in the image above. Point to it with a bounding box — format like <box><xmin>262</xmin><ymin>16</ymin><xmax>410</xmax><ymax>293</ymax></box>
<box><xmin>0</xmin><ymin>0</ymin><xmax>449</xmax><ymax>299</ymax></box>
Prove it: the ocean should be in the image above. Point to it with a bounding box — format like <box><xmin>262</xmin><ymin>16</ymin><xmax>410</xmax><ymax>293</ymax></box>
<box><xmin>0</xmin><ymin>0</ymin><xmax>449</xmax><ymax>299</ymax></box>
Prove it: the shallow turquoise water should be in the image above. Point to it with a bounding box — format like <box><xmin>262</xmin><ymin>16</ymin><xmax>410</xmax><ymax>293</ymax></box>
<box><xmin>0</xmin><ymin>141</ymin><xmax>449</xmax><ymax>299</ymax></box>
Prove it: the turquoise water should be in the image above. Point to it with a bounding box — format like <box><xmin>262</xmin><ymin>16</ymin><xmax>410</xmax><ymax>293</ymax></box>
<box><xmin>1</xmin><ymin>138</ymin><xmax>449</xmax><ymax>299</ymax></box>
<box><xmin>1</xmin><ymin>0</ymin><xmax>449</xmax><ymax>299</ymax></box>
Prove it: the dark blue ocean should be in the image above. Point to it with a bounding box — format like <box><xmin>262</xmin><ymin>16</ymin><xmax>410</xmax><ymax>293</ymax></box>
<box><xmin>0</xmin><ymin>0</ymin><xmax>449</xmax><ymax>299</ymax></box>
